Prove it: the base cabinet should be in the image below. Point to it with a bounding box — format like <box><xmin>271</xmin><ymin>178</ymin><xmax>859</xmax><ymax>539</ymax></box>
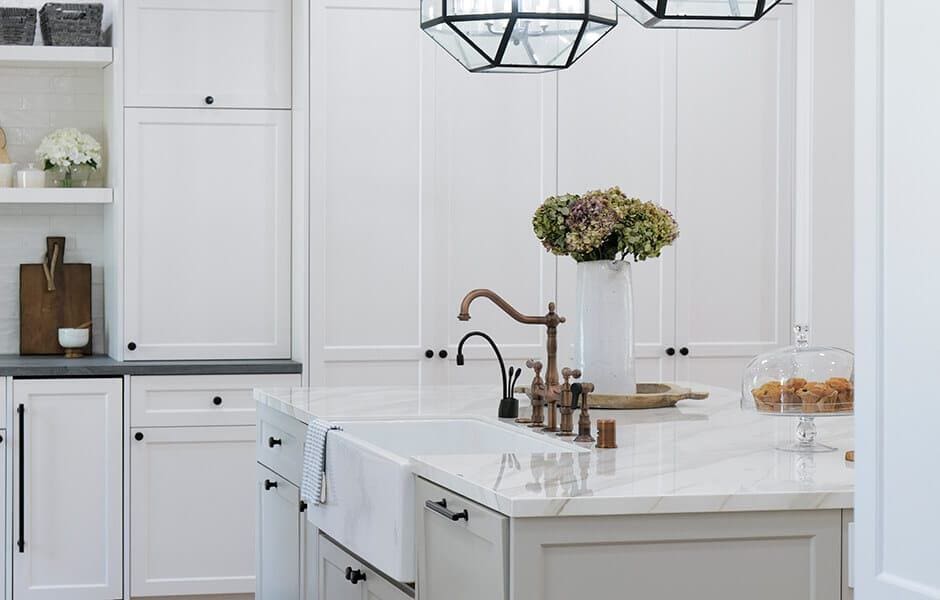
<box><xmin>12</xmin><ymin>379</ymin><xmax>123</xmax><ymax>600</ymax></box>
<box><xmin>257</xmin><ymin>465</ymin><xmax>301</xmax><ymax>600</ymax></box>
<box><xmin>130</xmin><ymin>426</ymin><xmax>257</xmax><ymax>596</ymax></box>
<box><xmin>416</xmin><ymin>478</ymin><xmax>845</xmax><ymax>600</ymax></box>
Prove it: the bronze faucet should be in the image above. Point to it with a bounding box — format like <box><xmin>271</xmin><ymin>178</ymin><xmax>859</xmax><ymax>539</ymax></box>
<box><xmin>458</xmin><ymin>289</ymin><xmax>566</xmax><ymax>406</ymax></box>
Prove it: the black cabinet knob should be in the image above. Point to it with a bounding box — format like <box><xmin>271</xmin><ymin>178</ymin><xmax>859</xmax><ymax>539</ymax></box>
<box><xmin>127</xmin><ymin>341</ymin><xmax>137</xmax><ymax>351</ymax></box>
<box><xmin>264</xmin><ymin>479</ymin><xmax>277</xmax><ymax>491</ymax></box>
<box><xmin>299</xmin><ymin>500</ymin><xmax>308</xmax><ymax>513</ymax></box>
<box><xmin>205</xmin><ymin>95</ymin><xmax>215</xmax><ymax>105</ymax></box>
<box><xmin>212</xmin><ymin>396</ymin><xmax>223</xmax><ymax>406</ymax></box>
<box><xmin>345</xmin><ymin>568</ymin><xmax>366</xmax><ymax>584</ymax></box>
<box><xmin>425</xmin><ymin>349</ymin><xmax>434</xmax><ymax>359</ymax></box>
<box><xmin>665</xmin><ymin>347</ymin><xmax>676</xmax><ymax>356</ymax></box>
<box><xmin>438</xmin><ymin>349</ymin><xmax>448</xmax><ymax>359</ymax></box>
<box><xmin>679</xmin><ymin>347</ymin><xmax>690</xmax><ymax>356</ymax></box>
<box><xmin>268</xmin><ymin>437</ymin><xmax>282</xmax><ymax>448</ymax></box>
<box><xmin>134</xmin><ymin>432</ymin><xmax>144</xmax><ymax>441</ymax></box>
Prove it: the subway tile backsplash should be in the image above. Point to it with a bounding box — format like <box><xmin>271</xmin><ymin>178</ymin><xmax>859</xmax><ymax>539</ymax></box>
<box><xmin>0</xmin><ymin>66</ymin><xmax>107</xmax><ymax>355</ymax></box>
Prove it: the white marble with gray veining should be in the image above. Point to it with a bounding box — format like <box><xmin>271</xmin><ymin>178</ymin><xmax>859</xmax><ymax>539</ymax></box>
<box><xmin>255</xmin><ymin>384</ymin><xmax>854</xmax><ymax>518</ymax></box>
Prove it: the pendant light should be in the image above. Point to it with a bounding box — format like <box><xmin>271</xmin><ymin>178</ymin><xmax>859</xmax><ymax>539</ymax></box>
<box><xmin>421</xmin><ymin>0</ymin><xmax>618</xmax><ymax>73</ymax></box>
<box><xmin>618</xmin><ymin>0</ymin><xmax>782</xmax><ymax>29</ymax></box>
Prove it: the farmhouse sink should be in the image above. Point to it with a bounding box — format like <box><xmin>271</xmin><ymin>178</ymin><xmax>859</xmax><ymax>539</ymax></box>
<box><xmin>306</xmin><ymin>417</ymin><xmax>583</xmax><ymax>582</ymax></box>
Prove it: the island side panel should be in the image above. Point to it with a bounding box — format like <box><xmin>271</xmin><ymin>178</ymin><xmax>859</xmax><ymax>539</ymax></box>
<box><xmin>509</xmin><ymin>510</ymin><xmax>842</xmax><ymax>600</ymax></box>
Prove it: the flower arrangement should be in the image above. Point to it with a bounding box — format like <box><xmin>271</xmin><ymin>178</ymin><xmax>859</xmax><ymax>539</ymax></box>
<box><xmin>36</xmin><ymin>128</ymin><xmax>102</xmax><ymax>187</ymax></box>
<box><xmin>532</xmin><ymin>187</ymin><xmax>679</xmax><ymax>262</ymax></box>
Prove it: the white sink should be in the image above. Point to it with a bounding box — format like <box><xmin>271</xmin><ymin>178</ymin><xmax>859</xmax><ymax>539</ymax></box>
<box><xmin>306</xmin><ymin>417</ymin><xmax>583</xmax><ymax>582</ymax></box>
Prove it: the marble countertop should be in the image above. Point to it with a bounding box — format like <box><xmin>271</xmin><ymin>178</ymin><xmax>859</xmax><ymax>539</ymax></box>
<box><xmin>255</xmin><ymin>384</ymin><xmax>854</xmax><ymax>518</ymax></box>
<box><xmin>0</xmin><ymin>355</ymin><xmax>302</xmax><ymax>377</ymax></box>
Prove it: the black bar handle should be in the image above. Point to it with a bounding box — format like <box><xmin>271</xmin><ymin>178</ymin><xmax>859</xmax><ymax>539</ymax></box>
<box><xmin>264</xmin><ymin>479</ymin><xmax>278</xmax><ymax>491</ymax></box>
<box><xmin>17</xmin><ymin>404</ymin><xmax>25</xmax><ymax>553</ymax></box>
<box><xmin>425</xmin><ymin>498</ymin><xmax>468</xmax><ymax>522</ymax></box>
<box><xmin>268</xmin><ymin>437</ymin><xmax>282</xmax><ymax>448</ymax></box>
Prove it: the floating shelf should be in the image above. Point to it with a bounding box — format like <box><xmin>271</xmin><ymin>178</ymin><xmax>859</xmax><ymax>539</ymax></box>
<box><xmin>0</xmin><ymin>46</ymin><xmax>113</xmax><ymax>69</ymax></box>
<box><xmin>0</xmin><ymin>188</ymin><xmax>113</xmax><ymax>204</ymax></box>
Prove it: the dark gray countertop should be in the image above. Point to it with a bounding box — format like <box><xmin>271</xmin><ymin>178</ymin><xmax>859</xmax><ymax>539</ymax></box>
<box><xmin>0</xmin><ymin>355</ymin><xmax>302</xmax><ymax>378</ymax></box>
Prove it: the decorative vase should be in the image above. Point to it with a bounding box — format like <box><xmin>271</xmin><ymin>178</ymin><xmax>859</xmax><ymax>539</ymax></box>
<box><xmin>575</xmin><ymin>259</ymin><xmax>637</xmax><ymax>396</ymax></box>
<box><xmin>50</xmin><ymin>164</ymin><xmax>92</xmax><ymax>188</ymax></box>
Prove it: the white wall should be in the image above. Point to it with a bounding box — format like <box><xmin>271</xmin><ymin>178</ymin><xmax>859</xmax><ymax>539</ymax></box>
<box><xmin>0</xmin><ymin>66</ymin><xmax>107</xmax><ymax>354</ymax></box>
<box><xmin>809</xmin><ymin>0</ymin><xmax>854</xmax><ymax>351</ymax></box>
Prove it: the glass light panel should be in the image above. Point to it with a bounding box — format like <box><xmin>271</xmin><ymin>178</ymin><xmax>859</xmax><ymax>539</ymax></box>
<box><xmin>447</xmin><ymin>0</ymin><xmax>512</xmax><ymax>15</ymax></box>
<box><xmin>517</xmin><ymin>0</ymin><xmax>586</xmax><ymax>14</ymax></box>
<box><xmin>663</xmin><ymin>0</ymin><xmax>759</xmax><ymax>17</ymax></box>
<box><xmin>452</xmin><ymin>19</ymin><xmax>509</xmax><ymax>62</ymax></box>
<box><xmin>571</xmin><ymin>20</ymin><xmax>614</xmax><ymax>62</ymax></box>
<box><xmin>500</xmin><ymin>19</ymin><xmax>582</xmax><ymax>66</ymax></box>
<box><xmin>425</xmin><ymin>23</ymin><xmax>490</xmax><ymax>69</ymax></box>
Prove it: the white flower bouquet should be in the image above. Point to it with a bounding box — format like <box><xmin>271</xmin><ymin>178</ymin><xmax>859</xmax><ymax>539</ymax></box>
<box><xmin>36</xmin><ymin>128</ymin><xmax>102</xmax><ymax>187</ymax></box>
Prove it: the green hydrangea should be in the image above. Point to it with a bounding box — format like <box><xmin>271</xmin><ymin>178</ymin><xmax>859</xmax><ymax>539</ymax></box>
<box><xmin>532</xmin><ymin>187</ymin><xmax>679</xmax><ymax>263</ymax></box>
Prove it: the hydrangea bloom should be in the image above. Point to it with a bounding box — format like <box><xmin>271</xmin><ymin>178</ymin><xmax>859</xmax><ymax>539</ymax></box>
<box><xmin>36</xmin><ymin>128</ymin><xmax>102</xmax><ymax>170</ymax></box>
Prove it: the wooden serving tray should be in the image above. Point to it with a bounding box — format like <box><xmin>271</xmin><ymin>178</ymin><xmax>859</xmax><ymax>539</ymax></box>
<box><xmin>590</xmin><ymin>383</ymin><xmax>709</xmax><ymax>409</ymax></box>
<box><xmin>516</xmin><ymin>383</ymin><xmax>709</xmax><ymax>410</ymax></box>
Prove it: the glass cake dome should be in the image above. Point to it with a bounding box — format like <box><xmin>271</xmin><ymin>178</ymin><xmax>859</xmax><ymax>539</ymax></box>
<box><xmin>741</xmin><ymin>325</ymin><xmax>854</xmax><ymax>452</ymax></box>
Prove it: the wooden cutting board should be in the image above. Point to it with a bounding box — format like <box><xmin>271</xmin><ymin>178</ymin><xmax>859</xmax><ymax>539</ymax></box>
<box><xmin>20</xmin><ymin>236</ymin><xmax>92</xmax><ymax>355</ymax></box>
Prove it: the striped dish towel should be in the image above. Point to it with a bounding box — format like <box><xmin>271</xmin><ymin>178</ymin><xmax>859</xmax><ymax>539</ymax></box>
<box><xmin>301</xmin><ymin>419</ymin><xmax>342</xmax><ymax>506</ymax></box>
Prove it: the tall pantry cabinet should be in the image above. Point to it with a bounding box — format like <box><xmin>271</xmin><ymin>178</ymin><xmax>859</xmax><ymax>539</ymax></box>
<box><xmin>117</xmin><ymin>0</ymin><xmax>293</xmax><ymax>361</ymax></box>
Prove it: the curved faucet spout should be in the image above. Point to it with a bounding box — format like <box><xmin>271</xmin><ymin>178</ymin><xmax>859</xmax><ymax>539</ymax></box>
<box><xmin>456</xmin><ymin>330</ymin><xmax>508</xmax><ymax>399</ymax></box>
<box><xmin>457</xmin><ymin>289</ymin><xmax>565</xmax><ymax>327</ymax></box>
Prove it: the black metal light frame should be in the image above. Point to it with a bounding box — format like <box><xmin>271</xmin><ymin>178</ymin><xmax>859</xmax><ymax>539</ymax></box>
<box><xmin>621</xmin><ymin>0</ymin><xmax>783</xmax><ymax>28</ymax></box>
<box><xmin>421</xmin><ymin>0</ymin><xmax>617</xmax><ymax>73</ymax></box>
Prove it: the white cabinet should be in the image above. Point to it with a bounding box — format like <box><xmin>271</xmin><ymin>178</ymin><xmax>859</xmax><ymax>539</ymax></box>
<box><xmin>124</xmin><ymin>108</ymin><xmax>292</xmax><ymax>360</ymax></box>
<box><xmin>130</xmin><ymin>426</ymin><xmax>256</xmax><ymax>596</ymax></box>
<box><xmin>257</xmin><ymin>465</ymin><xmax>301</xmax><ymax>600</ymax></box>
<box><xmin>307</xmin><ymin>0</ymin><xmax>556</xmax><ymax>386</ymax></box>
<box><xmin>12</xmin><ymin>379</ymin><xmax>122</xmax><ymax>600</ymax></box>
<box><xmin>416</xmin><ymin>478</ymin><xmax>508</xmax><ymax>600</ymax></box>
<box><xmin>317</xmin><ymin>535</ymin><xmax>410</xmax><ymax>600</ymax></box>
<box><xmin>124</xmin><ymin>0</ymin><xmax>292</xmax><ymax>109</ymax></box>
<box><xmin>556</xmin><ymin>7</ymin><xmax>795</xmax><ymax>390</ymax></box>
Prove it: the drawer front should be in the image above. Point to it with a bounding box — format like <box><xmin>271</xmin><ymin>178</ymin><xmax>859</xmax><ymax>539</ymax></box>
<box><xmin>416</xmin><ymin>478</ymin><xmax>508</xmax><ymax>600</ymax></box>
<box><xmin>319</xmin><ymin>535</ymin><xmax>412</xmax><ymax>600</ymax></box>
<box><xmin>257</xmin><ymin>403</ymin><xmax>306</xmax><ymax>486</ymax></box>
<box><xmin>131</xmin><ymin>374</ymin><xmax>300</xmax><ymax>427</ymax></box>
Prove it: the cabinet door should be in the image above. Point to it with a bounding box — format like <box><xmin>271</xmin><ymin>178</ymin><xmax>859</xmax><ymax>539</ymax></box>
<box><xmin>416</xmin><ymin>478</ymin><xmax>508</xmax><ymax>600</ymax></box>
<box><xmin>124</xmin><ymin>108</ymin><xmax>291</xmax><ymax>360</ymax></box>
<box><xmin>124</xmin><ymin>0</ymin><xmax>291</xmax><ymax>109</ymax></box>
<box><xmin>257</xmin><ymin>465</ymin><xmax>301</xmax><ymax>600</ymax></box>
<box><xmin>130</xmin><ymin>426</ymin><xmax>256</xmax><ymax>596</ymax></box>
<box><xmin>12</xmin><ymin>379</ymin><xmax>122</xmax><ymax>600</ymax></box>
<box><xmin>0</xmin><ymin>428</ymin><xmax>6</xmax><ymax>600</ymax></box>
<box><xmin>674</xmin><ymin>6</ymin><xmax>794</xmax><ymax>388</ymax></box>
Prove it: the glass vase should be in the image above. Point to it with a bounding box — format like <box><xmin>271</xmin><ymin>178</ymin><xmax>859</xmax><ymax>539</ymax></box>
<box><xmin>50</xmin><ymin>164</ymin><xmax>93</xmax><ymax>188</ymax></box>
<box><xmin>575</xmin><ymin>259</ymin><xmax>637</xmax><ymax>395</ymax></box>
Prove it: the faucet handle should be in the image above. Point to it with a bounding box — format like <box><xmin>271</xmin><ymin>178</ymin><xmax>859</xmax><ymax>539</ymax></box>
<box><xmin>561</xmin><ymin>368</ymin><xmax>581</xmax><ymax>384</ymax></box>
<box><xmin>526</xmin><ymin>359</ymin><xmax>543</xmax><ymax>374</ymax></box>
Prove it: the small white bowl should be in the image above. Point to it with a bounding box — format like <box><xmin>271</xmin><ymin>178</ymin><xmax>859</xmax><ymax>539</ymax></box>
<box><xmin>58</xmin><ymin>328</ymin><xmax>90</xmax><ymax>358</ymax></box>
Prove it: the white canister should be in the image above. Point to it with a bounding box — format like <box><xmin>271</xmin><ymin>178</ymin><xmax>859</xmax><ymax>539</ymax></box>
<box><xmin>16</xmin><ymin>163</ymin><xmax>45</xmax><ymax>188</ymax></box>
<box><xmin>0</xmin><ymin>163</ymin><xmax>15</xmax><ymax>188</ymax></box>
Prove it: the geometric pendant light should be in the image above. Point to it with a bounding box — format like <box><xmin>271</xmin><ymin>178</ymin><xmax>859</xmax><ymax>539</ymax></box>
<box><xmin>421</xmin><ymin>0</ymin><xmax>618</xmax><ymax>73</ymax></box>
<box><xmin>617</xmin><ymin>0</ymin><xmax>782</xmax><ymax>29</ymax></box>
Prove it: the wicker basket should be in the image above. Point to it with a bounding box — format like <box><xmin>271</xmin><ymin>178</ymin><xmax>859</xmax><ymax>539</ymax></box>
<box><xmin>39</xmin><ymin>3</ymin><xmax>102</xmax><ymax>47</ymax></box>
<box><xmin>0</xmin><ymin>8</ymin><xmax>38</xmax><ymax>46</ymax></box>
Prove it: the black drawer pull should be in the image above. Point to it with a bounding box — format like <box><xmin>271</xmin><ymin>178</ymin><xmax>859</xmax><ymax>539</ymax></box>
<box><xmin>426</xmin><ymin>498</ymin><xmax>468</xmax><ymax>522</ymax></box>
<box><xmin>268</xmin><ymin>437</ymin><xmax>282</xmax><ymax>448</ymax></box>
<box><xmin>345</xmin><ymin>567</ymin><xmax>366</xmax><ymax>584</ymax></box>
<box><xmin>212</xmin><ymin>396</ymin><xmax>223</xmax><ymax>406</ymax></box>
<box><xmin>264</xmin><ymin>479</ymin><xmax>278</xmax><ymax>491</ymax></box>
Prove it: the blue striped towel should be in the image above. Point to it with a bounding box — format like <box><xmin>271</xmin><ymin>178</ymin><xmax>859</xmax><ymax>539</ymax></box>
<box><xmin>301</xmin><ymin>419</ymin><xmax>342</xmax><ymax>506</ymax></box>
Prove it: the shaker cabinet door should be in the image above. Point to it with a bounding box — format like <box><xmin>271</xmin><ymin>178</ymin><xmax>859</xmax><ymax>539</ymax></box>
<box><xmin>257</xmin><ymin>465</ymin><xmax>301</xmax><ymax>600</ymax></box>
<box><xmin>130</xmin><ymin>426</ymin><xmax>257</xmax><ymax>597</ymax></box>
<box><xmin>124</xmin><ymin>0</ymin><xmax>292</xmax><ymax>109</ymax></box>
<box><xmin>124</xmin><ymin>108</ymin><xmax>291</xmax><ymax>360</ymax></box>
<box><xmin>12</xmin><ymin>379</ymin><xmax>123</xmax><ymax>600</ymax></box>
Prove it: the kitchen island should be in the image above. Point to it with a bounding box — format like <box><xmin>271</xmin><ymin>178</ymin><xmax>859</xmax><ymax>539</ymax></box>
<box><xmin>255</xmin><ymin>384</ymin><xmax>854</xmax><ymax>600</ymax></box>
